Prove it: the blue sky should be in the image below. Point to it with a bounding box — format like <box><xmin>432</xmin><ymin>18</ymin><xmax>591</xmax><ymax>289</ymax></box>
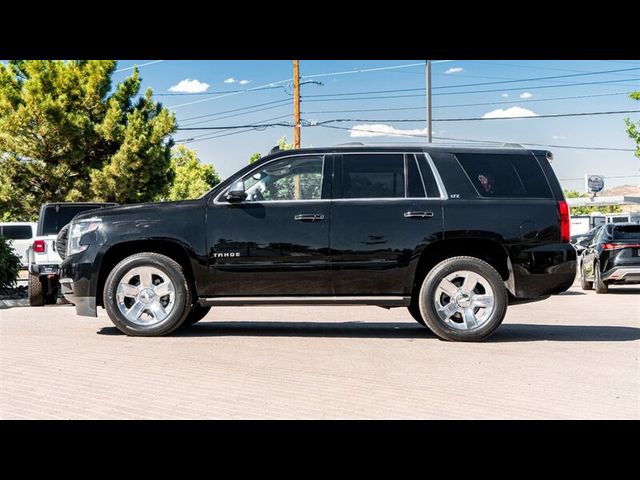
<box><xmin>105</xmin><ymin>60</ymin><xmax>640</xmax><ymax>190</ymax></box>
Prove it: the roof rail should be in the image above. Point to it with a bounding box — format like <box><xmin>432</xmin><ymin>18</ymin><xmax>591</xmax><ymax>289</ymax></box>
<box><xmin>334</xmin><ymin>142</ymin><xmax>365</xmax><ymax>146</ymax></box>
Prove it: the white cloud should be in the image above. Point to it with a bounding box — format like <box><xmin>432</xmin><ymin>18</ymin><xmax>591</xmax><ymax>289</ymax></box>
<box><xmin>552</xmin><ymin>135</ymin><xmax>566</xmax><ymax>140</ymax></box>
<box><xmin>349</xmin><ymin>124</ymin><xmax>427</xmax><ymax>138</ymax></box>
<box><xmin>445</xmin><ymin>67</ymin><xmax>463</xmax><ymax>74</ymax></box>
<box><xmin>519</xmin><ymin>92</ymin><xmax>533</xmax><ymax>99</ymax></box>
<box><xmin>501</xmin><ymin>93</ymin><xmax>509</xmax><ymax>98</ymax></box>
<box><xmin>481</xmin><ymin>106</ymin><xmax>539</xmax><ymax>119</ymax></box>
<box><xmin>168</xmin><ymin>79</ymin><xmax>209</xmax><ymax>93</ymax></box>
<box><xmin>239</xmin><ymin>79</ymin><xmax>251</xmax><ymax>85</ymax></box>
<box><xmin>224</xmin><ymin>77</ymin><xmax>237</xmax><ymax>84</ymax></box>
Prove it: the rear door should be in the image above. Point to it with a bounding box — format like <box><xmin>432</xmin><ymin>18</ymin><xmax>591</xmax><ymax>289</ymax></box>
<box><xmin>329</xmin><ymin>152</ymin><xmax>444</xmax><ymax>295</ymax></box>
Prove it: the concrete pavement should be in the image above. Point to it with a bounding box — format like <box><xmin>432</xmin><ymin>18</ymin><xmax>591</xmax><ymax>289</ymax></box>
<box><xmin>1</xmin><ymin>285</ymin><xmax>638</xmax><ymax>419</ymax></box>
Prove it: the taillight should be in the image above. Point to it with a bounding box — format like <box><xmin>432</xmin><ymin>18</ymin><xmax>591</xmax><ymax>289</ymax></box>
<box><xmin>33</xmin><ymin>239</ymin><xmax>46</xmax><ymax>253</ymax></box>
<box><xmin>603</xmin><ymin>243</ymin><xmax>640</xmax><ymax>250</ymax></box>
<box><xmin>558</xmin><ymin>200</ymin><xmax>570</xmax><ymax>243</ymax></box>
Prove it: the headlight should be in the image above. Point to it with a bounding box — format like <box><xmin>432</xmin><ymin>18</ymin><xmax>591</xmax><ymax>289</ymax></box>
<box><xmin>67</xmin><ymin>218</ymin><xmax>102</xmax><ymax>256</ymax></box>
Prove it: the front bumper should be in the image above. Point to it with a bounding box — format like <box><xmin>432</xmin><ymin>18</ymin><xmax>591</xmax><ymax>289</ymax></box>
<box><xmin>602</xmin><ymin>266</ymin><xmax>640</xmax><ymax>283</ymax></box>
<box><xmin>60</xmin><ymin>248</ymin><xmax>99</xmax><ymax>317</ymax></box>
<box><xmin>508</xmin><ymin>243</ymin><xmax>577</xmax><ymax>298</ymax></box>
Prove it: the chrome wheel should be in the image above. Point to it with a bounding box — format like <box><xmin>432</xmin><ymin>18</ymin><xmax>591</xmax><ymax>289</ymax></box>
<box><xmin>433</xmin><ymin>270</ymin><xmax>495</xmax><ymax>330</ymax></box>
<box><xmin>116</xmin><ymin>266</ymin><xmax>176</xmax><ymax>326</ymax></box>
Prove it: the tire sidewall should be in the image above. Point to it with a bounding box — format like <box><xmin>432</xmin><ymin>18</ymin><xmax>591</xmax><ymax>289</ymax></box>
<box><xmin>104</xmin><ymin>254</ymin><xmax>190</xmax><ymax>336</ymax></box>
<box><xmin>419</xmin><ymin>257</ymin><xmax>507</xmax><ymax>342</ymax></box>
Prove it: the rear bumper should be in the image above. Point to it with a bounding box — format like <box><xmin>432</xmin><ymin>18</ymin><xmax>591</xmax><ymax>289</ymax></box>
<box><xmin>508</xmin><ymin>243</ymin><xmax>577</xmax><ymax>298</ymax></box>
<box><xmin>603</xmin><ymin>266</ymin><xmax>640</xmax><ymax>283</ymax></box>
<box><xmin>29</xmin><ymin>264</ymin><xmax>59</xmax><ymax>276</ymax></box>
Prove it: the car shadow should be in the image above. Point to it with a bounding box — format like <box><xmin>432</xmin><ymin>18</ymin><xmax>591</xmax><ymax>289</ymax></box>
<box><xmin>605</xmin><ymin>287</ymin><xmax>640</xmax><ymax>295</ymax></box>
<box><xmin>97</xmin><ymin>321</ymin><xmax>640</xmax><ymax>343</ymax></box>
<box><xmin>556</xmin><ymin>290</ymin><xmax>586</xmax><ymax>296</ymax></box>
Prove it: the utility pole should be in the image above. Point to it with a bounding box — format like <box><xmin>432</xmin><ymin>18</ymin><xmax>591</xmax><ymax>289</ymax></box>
<box><xmin>293</xmin><ymin>60</ymin><xmax>301</xmax><ymax>148</ymax></box>
<box><xmin>425</xmin><ymin>60</ymin><xmax>432</xmax><ymax>143</ymax></box>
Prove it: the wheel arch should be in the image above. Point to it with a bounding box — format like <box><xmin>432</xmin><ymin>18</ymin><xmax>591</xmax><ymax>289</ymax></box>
<box><xmin>411</xmin><ymin>238</ymin><xmax>512</xmax><ymax>298</ymax></box>
<box><xmin>96</xmin><ymin>240</ymin><xmax>197</xmax><ymax>308</ymax></box>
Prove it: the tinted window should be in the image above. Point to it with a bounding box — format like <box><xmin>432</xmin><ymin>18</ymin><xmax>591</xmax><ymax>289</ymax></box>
<box><xmin>429</xmin><ymin>152</ymin><xmax>477</xmax><ymax>199</ymax></box>
<box><xmin>406</xmin><ymin>155</ymin><xmax>426</xmax><ymax>198</ymax></box>
<box><xmin>242</xmin><ymin>156</ymin><xmax>323</xmax><ymax>202</ymax></box>
<box><xmin>341</xmin><ymin>154</ymin><xmax>404</xmax><ymax>199</ymax></box>
<box><xmin>455</xmin><ymin>153</ymin><xmax>552</xmax><ymax>198</ymax></box>
<box><xmin>41</xmin><ymin>206</ymin><xmax>102</xmax><ymax>235</ymax></box>
<box><xmin>613</xmin><ymin>225</ymin><xmax>640</xmax><ymax>240</ymax></box>
<box><xmin>415</xmin><ymin>154</ymin><xmax>441</xmax><ymax>198</ymax></box>
<box><xmin>1</xmin><ymin>225</ymin><xmax>33</xmax><ymax>240</ymax></box>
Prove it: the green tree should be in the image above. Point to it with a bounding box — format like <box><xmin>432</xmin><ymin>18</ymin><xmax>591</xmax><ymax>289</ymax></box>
<box><xmin>164</xmin><ymin>145</ymin><xmax>220</xmax><ymax>201</ymax></box>
<box><xmin>0</xmin><ymin>237</ymin><xmax>21</xmax><ymax>289</ymax></box>
<box><xmin>0</xmin><ymin>60</ymin><xmax>176</xmax><ymax>219</ymax></box>
<box><xmin>625</xmin><ymin>91</ymin><xmax>640</xmax><ymax>160</ymax></box>
<box><xmin>248</xmin><ymin>137</ymin><xmax>293</xmax><ymax>165</ymax></box>
<box><xmin>248</xmin><ymin>152</ymin><xmax>262</xmax><ymax>164</ymax></box>
<box><xmin>564</xmin><ymin>189</ymin><xmax>622</xmax><ymax>215</ymax></box>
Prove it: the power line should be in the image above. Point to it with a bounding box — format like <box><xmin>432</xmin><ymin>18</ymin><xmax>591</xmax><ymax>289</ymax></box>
<box><xmin>316</xmin><ymin>124</ymin><xmax>636</xmax><ymax>152</ymax></box>
<box><xmin>301</xmin><ymin>91</ymin><xmax>634</xmax><ymax>115</ymax></box>
<box><xmin>307</xmin><ymin>109</ymin><xmax>640</xmax><ymax>125</ymax></box>
<box><xmin>156</xmin><ymin>85</ymin><xmax>288</xmax><ymax>96</ymax></box>
<box><xmin>115</xmin><ymin>60</ymin><xmax>165</xmax><ymax>73</ymax></box>
<box><xmin>301</xmin><ymin>78</ymin><xmax>640</xmax><ymax>104</ymax></box>
<box><xmin>299</xmin><ymin>60</ymin><xmax>453</xmax><ymax>80</ymax></box>
<box><xmin>176</xmin><ymin>114</ymin><xmax>293</xmax><ymax>143</ymax></box>
<box><xmin>180</xmin><ymin>100</ymin><xmax>292</xmax><ymax>127</ymax></box>
<box><xmin>178</xmin><ymin>98</ymin><xmax>291</xmax><ymax>123</ymax></box>
<box><xmin>469</xmin><ymin>61</ymin><xmax>640</xmax><ymax>79</ymax></box>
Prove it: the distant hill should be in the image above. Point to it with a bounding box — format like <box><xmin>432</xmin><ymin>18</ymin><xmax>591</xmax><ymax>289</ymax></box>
<box><xmin>601</xmin><ymin>184</ymin><xmax>640</xmax><ymax>197</ymax></box>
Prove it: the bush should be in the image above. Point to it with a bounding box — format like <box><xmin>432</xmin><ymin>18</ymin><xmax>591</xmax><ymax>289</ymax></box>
<box><xmin>0</xmin><ymin>237</ymin><xmax>21</xmax><ymax>289</ymax></box>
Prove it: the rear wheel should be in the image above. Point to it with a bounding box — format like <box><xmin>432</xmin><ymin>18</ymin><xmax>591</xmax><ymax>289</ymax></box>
<box><xmin>28</xmin><ymin>274</ymin><xmax>45</xmax><ymax>306</ymax></box>
<box><xmin>104</xmin><ymin>252</ymin><xmax>192</xmax><ymax>336</ymax></box>
<box><xmin>182</xmin><ymin>305</ymin><xmax>211</xmax><ymax>326</ymax></box>
<box><xmin>594</xmin><ymin>262</ymin><xmax>608</xmax><ymax>294</ymax></box>
<box><xmin>418</xmin><ymin>256</ymin><xmax>508</xmax><ymax>342</ymax></box>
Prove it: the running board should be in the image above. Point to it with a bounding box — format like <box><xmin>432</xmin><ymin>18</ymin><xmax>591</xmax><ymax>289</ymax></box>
<box><xmin>200</xmin><ymin>296</ymin><xmax>410</xmax><ymax>307</ymax></box>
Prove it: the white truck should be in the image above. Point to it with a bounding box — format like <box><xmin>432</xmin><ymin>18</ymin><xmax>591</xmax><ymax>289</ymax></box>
<box><xmin>26</xmin><ymin>202</ymin><xmax>116</xmax><ymax>306</ymax></box>
<box><xmin>0</xmin><ymin>222</ymin><xmax>37</xmax><ymax>268</ymax></box>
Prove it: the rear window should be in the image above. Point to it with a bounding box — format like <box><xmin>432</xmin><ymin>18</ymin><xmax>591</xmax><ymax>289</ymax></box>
<box><xmin>613</xmin><ymin>225</ymin><xmax>640</xmax><ymax>240</ymax></box>
<box><xmin>40</xmin><ymin>205</ymin><xmax>105</xmax><ymax>235</ymax></box>
<box><xmin>1</xmin><ymin>225</ymin><xmax>33</xmax><ymax>240</ymax></box>
<box><xmin>455</xmin><ymin>153</ymin><xmax>552</xmax><ymax>198</ymax></box>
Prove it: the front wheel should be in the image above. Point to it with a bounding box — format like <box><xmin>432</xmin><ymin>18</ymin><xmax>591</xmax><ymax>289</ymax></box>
<box><xmin>103</xmin><ymin>252</ymin><xmax>192</xmax><ymax>336</ymax></box>
<box><xmin>594</xmin><ymin>262</ymin><xmax>608</xmax><ymax>294</ymax></box>
<box><xmin>580</xmin><ymin>262</ymin><xmax>593</xmax><ymax>290</ymax></box>
<box><xmin>418</xmin><ymin>256</ymin><xmax>508</xmax><ymax>342</ymax></box>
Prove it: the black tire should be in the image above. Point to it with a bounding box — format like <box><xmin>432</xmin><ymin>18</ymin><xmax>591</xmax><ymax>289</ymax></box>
<box><xmin>418</xmin><ymin>256</ymin><xmax>508</xmax><ymax>342</ymax></box>
<box><xmin>103</xmin><ymin>252</ymin><xmax>192</xmax><ymax>336</ymax></box>
<box><xmin>407</xmin><ymin>302</ymin><xmax>427</xmax><ymax>326</ymax></box>
<box><xmin>580</xmin><ymin>262</ymin><xmax>593</xmax><ymax>291</ymax></box>
<box><xmin>28</xmin><ymin>274</ymin><xmax>45</xmax><ymax>306</ymax></box>
<box><xmin>182</xmin><ymin>305</ymin><xmax>211</xmax><ymax>326</ymax></box>
<box><xmin>44</xmin><ymin>278</ymin><xmax>59</xmax><ymax>305</ymax></box>
<box><xmin>594</xmin><ymin>262</ymin><xmax>608</xmax><ymax>294</ymax></box>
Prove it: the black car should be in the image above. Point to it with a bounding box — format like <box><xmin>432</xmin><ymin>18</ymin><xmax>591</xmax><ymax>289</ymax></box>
<box><xmin>60</xmin><ymin>144</ymin><xmax>576</xmax><ymax>342</ymax></box>
<box><xmin>579</xmin><ymin>222</ymin><xmax>640</xmax><ymax>293</ymax></box>
<box><xmin>571</xmin><ymin>226</ymin><xmax>601</xmax><ymax>255</ymax></box>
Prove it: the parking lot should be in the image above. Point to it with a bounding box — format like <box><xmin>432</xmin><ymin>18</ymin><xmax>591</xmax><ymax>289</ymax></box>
<box><xmin>1</xmin><ymin>283</ymin><xmax>638</xmax><ymax>419</ymax></box>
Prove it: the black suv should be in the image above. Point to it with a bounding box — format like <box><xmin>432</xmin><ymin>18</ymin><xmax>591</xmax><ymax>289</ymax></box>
<box><xmin>60</xmin><ymin>145</ymin><xmax>576</xmax><ymax>341</ymax></box>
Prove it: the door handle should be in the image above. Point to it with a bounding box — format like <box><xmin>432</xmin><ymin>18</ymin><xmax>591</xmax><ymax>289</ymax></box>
<box><xmin>404</xmin><ymin>211</ymin><xmax>434</xmax><ymax>219</ymax></box>
<box><xmin>294</xmin><ymin>214</ymin><xmax>325</xmax><ymax>222</ymax></box>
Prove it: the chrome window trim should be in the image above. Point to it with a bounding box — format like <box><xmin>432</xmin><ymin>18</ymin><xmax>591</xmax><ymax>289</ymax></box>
<box><xmin>421</xmin><ymin>151</ymin><xmax>448</xmax><ymax>200</ymax></box>
<box><xmin>213</xmin><ymin>153</ymin><xmax>326</xmax><ymax>205</ymax></box>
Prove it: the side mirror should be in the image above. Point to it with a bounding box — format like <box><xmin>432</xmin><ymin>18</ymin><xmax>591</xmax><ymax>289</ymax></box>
<box><xmin>226</xmin><ymin>180</ymin><xmax>247</xmax><ymax>202</ymax></box>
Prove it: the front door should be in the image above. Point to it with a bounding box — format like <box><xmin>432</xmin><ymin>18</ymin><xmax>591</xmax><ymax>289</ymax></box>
<box><xmin>329</xmin><ymin>152</ymin><xmax>444</xmax><ymax>295</ymax></box>
<box><xmin>205</xmin><ymin>154</ymin><xmax>332</xmax><ymax>296</ymax></box>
